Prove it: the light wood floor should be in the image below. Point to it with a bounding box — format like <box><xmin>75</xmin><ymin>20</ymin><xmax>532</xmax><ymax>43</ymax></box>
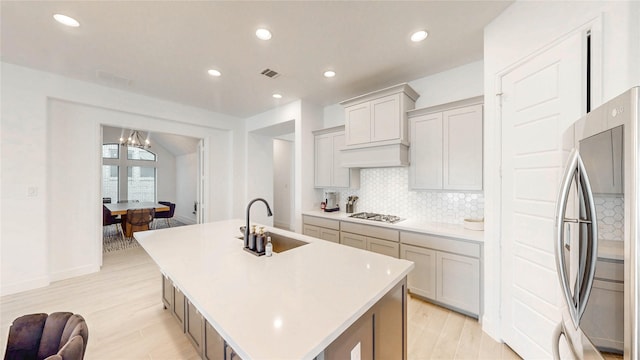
<box><xmin>1</xmin><ymin>247</ymin><xmax>520</xmax><ymax>359</ymax></box>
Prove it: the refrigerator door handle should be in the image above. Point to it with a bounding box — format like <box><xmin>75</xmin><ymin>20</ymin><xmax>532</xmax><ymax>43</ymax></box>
<box><xmin>574</xmin><ymin>151</ymin><xmax>599</xmax><ymax>325</ymax></box>
<box><xmin>555</xmin><ymin>149</ymin><xmax>581</xmax><ymax>327</ymax></box>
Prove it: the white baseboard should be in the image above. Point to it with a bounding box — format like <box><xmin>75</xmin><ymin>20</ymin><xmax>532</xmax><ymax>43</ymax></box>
<box><xmin>1</xmin><ymin>276</ymin><xmax>50</xmax><ymax>297</ymax></box>
<box><xmin>50</xmin><ymin>264</ymin><xmax>100</xmax><ymax>283</ymax></box>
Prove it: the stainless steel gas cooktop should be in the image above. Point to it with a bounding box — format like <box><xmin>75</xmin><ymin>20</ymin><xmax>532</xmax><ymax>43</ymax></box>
<box><xmin>348</xmin><ymin>212</ymin><xmax>403</xmax><ymax>224</ymax></box>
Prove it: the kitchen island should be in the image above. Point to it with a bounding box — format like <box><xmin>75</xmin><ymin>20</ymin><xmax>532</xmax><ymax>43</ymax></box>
<box><xmin>135</xmin><ymin>219</ymin><xmax>414</xmax><ymax>360</ymax></box>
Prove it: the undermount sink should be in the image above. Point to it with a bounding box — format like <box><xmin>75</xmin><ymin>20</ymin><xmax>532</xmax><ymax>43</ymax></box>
<box><xmin>235</xmin><ymin>232</ymin><xmax>308</xmax><ymax>254</ymax></box>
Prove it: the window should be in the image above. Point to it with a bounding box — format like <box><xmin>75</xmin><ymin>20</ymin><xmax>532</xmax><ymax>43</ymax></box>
<box><xmin>127</xmin><ymin>147</ymin><xmax>156</xmax><ymax>161</ymax></box>
<box><xmin>102</xmin><ymin>143</ymin><xmax>119</xmax><ymax>159</ymax></box>
<box><xmin>102</xmin><ymin>142</ymin><xmax>157</xmax><ymax>202</ymax></box>
<box><xmin>128</xmin><ymin>166</ymin><xmax>156</xmax><ymax>202</ymax></box>
<box><xmin>102</xmin><ymin>165</ymin><xmax>118</xmax><ymax>201</ymax></box>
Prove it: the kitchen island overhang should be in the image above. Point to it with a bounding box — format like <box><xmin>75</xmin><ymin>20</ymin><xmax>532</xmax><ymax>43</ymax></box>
<box><xmin>135</xmin><ymin>219</ymin><xmax>414</xmax><ymax>359</ymax></box>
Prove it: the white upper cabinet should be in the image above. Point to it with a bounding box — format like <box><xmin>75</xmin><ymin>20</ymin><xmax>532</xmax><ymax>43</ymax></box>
<box><xmin>409</xmin><ymin>112</ymin><xmax>443</xmax><ymax>189</ymax></box>
<box><xmin>339</xmin><ymin>84</ymin><xmax>419</xmax><ymax>168</ymax></box>
<box><xmin>314</xmin><ymin>126</ymin><xmax>360</xmax><ymax>189</ymax></box>
<box><xmin>409</xmin><ymin>97</ymin><xmax>483</xmax><ymax>191</ymax></box>
<box><xmin>342</xmin><ymin>84</ymin><xmax>418</xmax><ymax>148</ymax></box>
<box><xmin>442</xmin><ymin>104</ymin><xmax>483</xmax><ymax>190</ymax></box>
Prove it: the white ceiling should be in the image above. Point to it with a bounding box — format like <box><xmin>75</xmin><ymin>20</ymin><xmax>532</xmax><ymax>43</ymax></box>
<box><xmin>1</xmin><ymin>1</ymin><xmax>512</xmax><ymax>119</ymax></box>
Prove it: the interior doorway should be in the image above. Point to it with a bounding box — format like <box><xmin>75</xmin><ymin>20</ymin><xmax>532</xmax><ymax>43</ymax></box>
<box><xmin>273</xmin><ymin>137</ymin><xmax>294</xmax><ymax>230</ymax></box>
<box><xmin>101</xmin><ymin>125</ymin><xmax>202</xmax><ymax>254</ymax></box>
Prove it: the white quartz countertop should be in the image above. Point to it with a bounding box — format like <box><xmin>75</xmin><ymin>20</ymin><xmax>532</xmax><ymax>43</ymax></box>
<box><xmin>303</xmin><ymin>210</ymin><xmax>484</xmax><ymax>243</ymax></box>
<box><xmin>135</xmin><ymin>219</ymin><xmax>414</xmax><ymax>360</ymax></box>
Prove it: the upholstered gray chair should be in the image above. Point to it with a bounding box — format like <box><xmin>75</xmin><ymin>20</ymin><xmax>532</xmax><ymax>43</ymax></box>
<box><xmin>3</xmin><ymin>312</ymin><xmax>88</xmax><ymax>360</ymax></box>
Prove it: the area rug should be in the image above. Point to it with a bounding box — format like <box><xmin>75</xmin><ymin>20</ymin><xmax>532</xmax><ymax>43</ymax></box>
<box><xmin>103</xmin><ymin>219</ymin><xmax>186</xmax><ymax>253</ymax></box>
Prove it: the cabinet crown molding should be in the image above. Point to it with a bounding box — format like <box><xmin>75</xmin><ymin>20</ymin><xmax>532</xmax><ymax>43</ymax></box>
<box><xmin>408</xmin><ymin>95</ymin><xmax>484</xmax><ymax>118</ymax></box>
<box><xmin>339</xmin><ymin>83</ymin><xmax>420</xmax><ymax>107</ymax></box>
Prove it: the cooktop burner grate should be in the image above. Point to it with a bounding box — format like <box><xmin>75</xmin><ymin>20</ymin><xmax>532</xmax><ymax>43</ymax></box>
<box><xmin>349</xmin><ymin>212</ymin><xmax>403</xmax><ymax>224</ymax></box>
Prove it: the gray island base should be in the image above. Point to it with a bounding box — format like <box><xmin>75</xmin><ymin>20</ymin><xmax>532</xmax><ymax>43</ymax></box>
<box><xmin>135</xmin><ymin>219</ymin><xmax>414</xmax><ymax>359</ymax></box>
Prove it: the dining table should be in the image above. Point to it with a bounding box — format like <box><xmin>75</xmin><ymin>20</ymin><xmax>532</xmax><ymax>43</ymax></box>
<box><xmin>104</xmin><ymin>202</ymin><xmax>170</xmax><ymax>237</ymax></box>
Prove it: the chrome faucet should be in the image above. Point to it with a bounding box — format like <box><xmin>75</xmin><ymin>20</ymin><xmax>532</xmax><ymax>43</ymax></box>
<box><xmin>244</xmin><ymin>198</ymin><xmax>273</xmax><ymax>248</ymax></box>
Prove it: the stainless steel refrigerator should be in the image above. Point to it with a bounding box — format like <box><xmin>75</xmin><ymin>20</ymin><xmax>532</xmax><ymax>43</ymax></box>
<box><xmin>553</xmin><ymin>87</ymin><xmax>638</xmax><ymax>359</ymax></box>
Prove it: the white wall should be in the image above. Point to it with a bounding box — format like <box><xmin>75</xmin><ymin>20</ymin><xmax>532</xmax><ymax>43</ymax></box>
<box><xmin>483</xmin><ymin>0</ymin><xmax>640</xmax><ymax>343</ymax></box>
<box><xmin>176</xmin><ymin>153</ymin><xmax>198</xmax><ymax>224</ymax></box>
<box><xmin>273</xmin><ymin>139</ymin><xmax>294</xmax><ymax>230</ymax></box>
<box><xmin>1</xmin><ymin>62</ymin><xmax>243</xmax><ymax>295</ymax></box>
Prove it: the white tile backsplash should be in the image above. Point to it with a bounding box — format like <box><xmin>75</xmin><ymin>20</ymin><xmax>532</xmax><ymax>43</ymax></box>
<box><xmin>594</xmin><ymin>195</ymin><xmax>624</xmax><ymax>242</ymax></box>
<box><xmin>326</xmin><ymin>167</ymin><xmax>484</xmax><ymax>224</ymax></box>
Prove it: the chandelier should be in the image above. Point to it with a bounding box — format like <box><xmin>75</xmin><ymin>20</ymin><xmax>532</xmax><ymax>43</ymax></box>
<box><xmin>119</xmin><ymin>129</ymin><xmax>151</xmax><ymax>149</ymax></box>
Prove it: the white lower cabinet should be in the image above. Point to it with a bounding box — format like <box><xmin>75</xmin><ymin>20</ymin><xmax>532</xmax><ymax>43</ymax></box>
<box><xmin>399</xmin><ymin>244</ymin><xmax>436</xmax><ymax>299</ymax></box>
<box><xmin>302</xmin><ymin>215</ymin><xmax>340</xmax><ymax>243</ymax></box>
<box><xmin>400</xmin><ymin>231</ymin><xmax>481</xmax><ymax>317</ymax></box>
<box><xmin>436</xmin><ymin>252</ymin><xmax>479</xmax><ymax>315</ymax></box>
<box><xmin>339</xmin><ymin>221</ymin><xmax>400</xmax><ymax>258</ymax></box>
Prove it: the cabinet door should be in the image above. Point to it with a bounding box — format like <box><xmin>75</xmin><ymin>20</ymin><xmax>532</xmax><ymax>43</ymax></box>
<box><xmin>367</xmin><ymin>237</ymin><xmax>399</xmax><ymax>258</ymax></box>
<box><xmin>314</xmin><ymin>134</ymin><xmax>333</xmax><ymax>187</ymax></box>
<box><xmin>320</xmin><ymin>228</ymin><xmax>340</xmax><ymax>243</ymax></box>
<box><xmin>331</xmin><ymin>133</ymin><xmax>350</xmax><ymax>187</ymax></box>
<box><xmin>303</xmin><ymin>224</ymin><xmax>320</xmax><ymax>239</ymax></box>
<box><xmin>173</xmin><ymin>286</ymin><xmax>186</xmax><ymax>331</ymax></box>
<box><xmin>186</xmin><ymin>300</ymin><xmax>204</xmax><ymax>354</ymax></box>
<box><xmin>340</xmin><ymin>232</ymin><xmax>367</xmax><ymax>250</ymax></box>
<box><xmin>345</xmin><ymin>103</ymin><xmax>371</xmax><ymax>145</ymax></box>
<box><xmin>442</xmin><ymin>104</ymin><xmax>483</xmax><ymax>190</ymax></box>
<box><xmin>436</xmin><ymin>252</ymin><xmax>479</xmax><ymax>315</ymax></box>
<box><xmin>371</xmin><ymin>94</ymin><xmax>401</xmax><ymax>142</ymax></box>
<box><xmin>409</xmin><ymin>113</ymin><xmax>443</xmax><ymax>189</ymax></box>
<box><xmin>162</xmin><ymin>275</ymin><xmax>173</xmax><ymax>310</ymax></box>
<box><xmin>204</xmin><ymin>321</ymin><xmax>225</xmax><ymax>360</ymax></box>
<box><xmin>400</xmin><ymin>244</ymin><xmax>436</xmax><ymax>299</ymax></box>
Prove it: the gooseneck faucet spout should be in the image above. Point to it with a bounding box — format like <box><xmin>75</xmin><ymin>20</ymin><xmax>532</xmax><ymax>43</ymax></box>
<box><xmin>245</xmin><ymin>198</ymin><xmax>273</xmax><ymax>248</ymax></box>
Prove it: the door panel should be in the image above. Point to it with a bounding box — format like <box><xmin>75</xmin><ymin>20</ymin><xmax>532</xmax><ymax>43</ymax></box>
<box><xmin>500</xmin><ymin>32</ymin><xmax>584</xmax><ymax>358</ymax></box>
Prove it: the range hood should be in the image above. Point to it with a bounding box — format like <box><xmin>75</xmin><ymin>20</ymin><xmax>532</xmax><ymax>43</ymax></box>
<box><xmin>338</xmin><ymin>83</ymin><xmax>418</xmax><ymax>168</ymax></box>
<box><xmin>340</xmin><ymin>143</ymin><xmax>409</xmax><ymax>168</ymax></box>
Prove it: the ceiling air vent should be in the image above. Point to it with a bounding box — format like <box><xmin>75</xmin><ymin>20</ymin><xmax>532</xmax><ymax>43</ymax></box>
<box><xmin>260</xmin><ymin>68</ymin><xmax>280</xmax><ymax>79</ymax></box>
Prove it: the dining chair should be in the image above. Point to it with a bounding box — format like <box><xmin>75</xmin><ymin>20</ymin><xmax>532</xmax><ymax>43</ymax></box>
<box><xmin>102</xmin><ymin>205</ymin><xmax>122</xmax><ymax>238</ymax></box>
<box><xmin>4</xmin><ymin>312</ymin><xmax>88</xmax><ymax>360</ymax></box>
<box><xmin>125</xmin><ymin>208</ymin><xmax>155</xmax><ymax>238</ymax></box>
<box><xmin>154</xmin><ymin>201</ymin><xmax>176</xmax><ymax>228</ymax></box>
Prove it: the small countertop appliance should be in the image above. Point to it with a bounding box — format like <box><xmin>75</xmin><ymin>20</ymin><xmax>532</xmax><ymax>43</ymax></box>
<box><xmin>324</xmin><ymin>191</ymin><xmax>339</xmax><ymax>212</ymax></box>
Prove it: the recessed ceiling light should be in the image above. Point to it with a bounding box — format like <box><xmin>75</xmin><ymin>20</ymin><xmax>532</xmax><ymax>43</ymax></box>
<box><xmin>53</xmin><ymin>14</ymin><xmax>80</xmax><ymax>27</ymax></box>
<box><xmin>256</xmin><ymin>28</ymin><xmax>272</xmax><ymax>40</ymax></box>
<box><xmin>410</xmin><ymin>30</ymin><xmax>428</xmax><ymax>42</ymax></box>
<box><xmin>207</xmin><ymin>69</ymin><xmax>221</xmax><ymax>77</ymax></box>
<box><xmin>272</xmin><ymin>93</ymin><xmax>283</xmax><ymax>99</ymax></box>
<box><xmin>323</xmin><ymin>70</ymin><xmax>336</xmax><ymax>78</ymax></box>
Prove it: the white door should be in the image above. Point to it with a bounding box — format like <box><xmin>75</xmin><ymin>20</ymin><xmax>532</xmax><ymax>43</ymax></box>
<box><xmin>500</xmin><ymin>32</ymin><xmax>584</xmax><ymax>358</ymax></box>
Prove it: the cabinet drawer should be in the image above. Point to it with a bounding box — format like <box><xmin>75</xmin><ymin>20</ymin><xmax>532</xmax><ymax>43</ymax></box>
<box><xmin>340</xmin><ymin>232</ymin><xmax>367</xmax><ymax>250</ymax></box>
<box><xmin>320</xmin><ymin>228</ymin><xmax>340</xmax><ymax>243</ymax></box>
<box><xmin>401</xmin><ymin>231</ymin><xmax>480</xmax><ymax>258</ymax></box>
<box><xmin>341</xmin><ymin>222</ymin><xmax>399</xmax><ymax>242</ymax></box>
<box><xmin>367</xmin><ymin>238</ymin><xmax>399</xmax><ymax>258</ymax></box>
<box><xmin>303</xmin><ymin>224</ymin><xmax>320</xmax><ymax>238</ymax></box>
<box><xmin>303</xmin><ymin>215</ymin><xmax>340</xmax><ymax>230</ymax></box>
<box><xmin>595</xmin><ymin>259</ymin><xmax>624</xmax><ymax>282</ymax></box>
